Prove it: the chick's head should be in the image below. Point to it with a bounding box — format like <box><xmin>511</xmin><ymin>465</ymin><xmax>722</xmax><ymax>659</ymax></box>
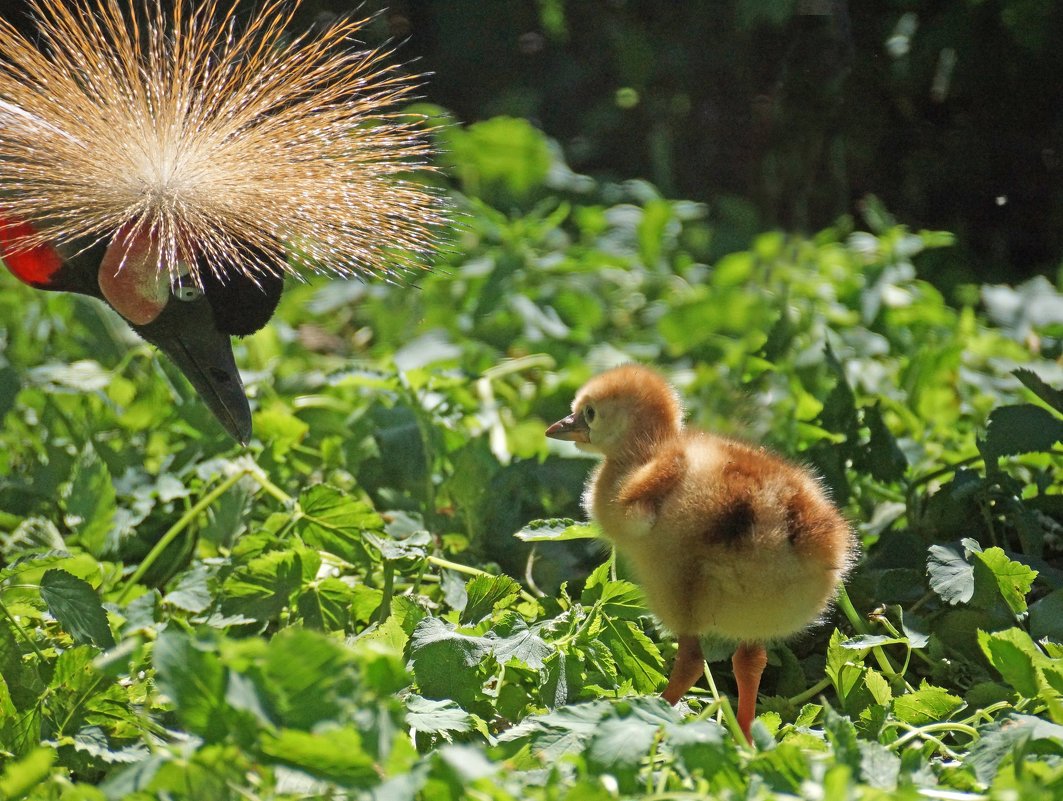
<box><xmin>547</xmin><ymin>365</ymin><xmax>683</xmax><ymax>457</ymax></box>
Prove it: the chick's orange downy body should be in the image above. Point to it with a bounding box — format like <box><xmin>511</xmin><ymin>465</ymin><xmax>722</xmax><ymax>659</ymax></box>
<box><xmin>547</xmin><ymin>364</ymin><xmax>856</xmax><ymax>742</ymax></box>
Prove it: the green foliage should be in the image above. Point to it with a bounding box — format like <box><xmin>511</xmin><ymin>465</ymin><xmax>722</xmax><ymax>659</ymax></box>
<box><xmin>0</xmin><ymin>118</ymin><xmax>1061</xmax><ymax>799</ymax></box>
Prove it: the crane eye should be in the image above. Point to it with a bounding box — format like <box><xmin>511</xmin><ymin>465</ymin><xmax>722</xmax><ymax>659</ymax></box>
<box><xmin>173</xmin><ymin>282</ymin><xmax>203</xmax><ymax>302</ymax></box>
<box><xmin>583</xmin><ymin>405</ymin><xmax>596</xmax><ymax>424</ymax></box>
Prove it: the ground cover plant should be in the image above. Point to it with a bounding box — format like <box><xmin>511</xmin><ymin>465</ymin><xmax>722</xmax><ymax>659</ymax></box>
<box><xmin>0</xmin><ymin>116</ymin><xmax>1061</xmax><ymax>799</ymax></box>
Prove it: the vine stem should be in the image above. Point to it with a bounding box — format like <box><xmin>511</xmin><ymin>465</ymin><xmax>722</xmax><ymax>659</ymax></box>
<box><xmin>115</xmin><ymin>469</ymin><xmax>248</xmax><ymax>603</ymax></box>
<box><xmin>0</xmin><ymin>597</ymin><xmax>47</xmax><ymax>664</ymax></box>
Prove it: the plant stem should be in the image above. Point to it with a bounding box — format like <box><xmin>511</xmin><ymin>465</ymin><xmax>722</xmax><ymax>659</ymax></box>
<box><xmin>116</xmin><ymin>470</ymin><xmax>247</xmax><ymax>603</ymax></box>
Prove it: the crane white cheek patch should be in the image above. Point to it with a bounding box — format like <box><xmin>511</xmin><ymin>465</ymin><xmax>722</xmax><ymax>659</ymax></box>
<box><xmin>98</xmin><ymin>228</ymin><xmax>170</xmax><ymax>325</ymax></box>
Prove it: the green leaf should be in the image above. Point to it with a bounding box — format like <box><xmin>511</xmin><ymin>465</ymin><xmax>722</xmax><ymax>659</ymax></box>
<box><xmin>163</xmin><ymin>563</ymin><xmax>212</xmax><ymax>613</ymax></box>
<box><xmin>39</xmin><ymin>569</ymin><xmax>115</xmax><ymax>649</ymax></box>
<box><xmin>513</xmin><ymin>518</ymin><xmax>601</xmax><ymax>542</ymax></box>
<box><xmin>596</xmin><ymin>617</ymin><xmax>666</xmax><ymax>695</ymax></box>
<box><xmin>0</xmin><ymin>747</ymin><xmax>54</xmax><ymax>800</ymax></box>
<box><xmin>259</xmin><ymin>727</ymin><xmax>377</xmax><ymax>787</ymax></box>
<box><xmin>406</xmin><ymin>695</ymin><xmax>473</xmax><ymax>737</ymax></box>
<box><xmin>1014</xmin><ymin>368</ymin><xmax>1063</xmax><ymax>414</ymax></box>
<box><xmin>982</xmin><ymin>403</ymin><xmax>1063</xmax><ymax>462</ymax></box>
<box><xmin>863</xmin><ymin>402</ymin><xmax>908</xmax><ymax>481</ymax></box>
<box><xmin>892</xmin><ymin>681</ymin><xmax>964</xmax><ymax>725</ymax></box>
<box><xmin>153</xmin><ymin>630</ymin><xmax>229</xmax><ymax>742</ymax></box>
<box><xmin>409</xmin><ymin>618</ymin><xmax>490</xmax><ymax>706</ymax></box>
<box><xmin>585</xmin><ymin>716</ymin><xmax>659</xmax><ymax>792</ymax></box>
<box><xmin>220</xmin><ymin>549</ymin><xmax>303</xmax><ymax>621</ymax></box>
<box><xmin>978</xmin><ymin>628</ymin><xmax>1042</xmax><ymax>698</ymax></box>
<box><xmin>489</xmin><ymin>614</ymin><xmax>553</xmax><ymax>669</ymax></box>
<box><xmin>972</xmin><ymin>547</ymin><xmax>1037</xmax><ymax>615</ymax></box>
<box><xmin>263</xmin><ymin>629</ymin><xmax>354</xmax><ymax>729</ymax></box>
<box><xmin>62</xmin><ymin>447</ymin><xmax>115</xmax><ymax>557</ymax></box>
<box><xmin>926</xmin><ymin>543</ymin><xmax>974</xmax><ymax>606</ymax></box>
<box><xmin>297</xmin><ymin>485</ymin><xmax>382</xmax><ymax>565</ymax></box>
<box><xmin>460</xmin><ymin>574</ymin><xmax>521</xmax><ymax>624</ymax></box>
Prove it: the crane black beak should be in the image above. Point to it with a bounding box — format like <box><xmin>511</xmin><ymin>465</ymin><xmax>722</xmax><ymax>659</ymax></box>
<box><xmin>134</xmin><ymin>297</ymin><xmax>252</xmax><ymax>444</ymax></box>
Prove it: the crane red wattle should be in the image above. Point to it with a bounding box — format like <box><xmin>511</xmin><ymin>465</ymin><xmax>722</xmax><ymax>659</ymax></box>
<box><xmin>0</xmin><ymin>216</ymin><xmax>64</xmax><ymax>288</ymax></box>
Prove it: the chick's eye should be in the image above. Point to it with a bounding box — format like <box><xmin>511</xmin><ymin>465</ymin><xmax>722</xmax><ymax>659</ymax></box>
<box><xmin>583</xmin><ymin>406</ymin><xmax>596</xmax><ymax>424</ymax></box>
<box><xmin>173</xmin><ymin>283</ymin><xmax>203</xmax><ymax>302</ymax></box>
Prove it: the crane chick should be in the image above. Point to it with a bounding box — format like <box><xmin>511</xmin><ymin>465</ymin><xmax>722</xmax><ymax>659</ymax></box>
<box><xmin>547</xmin><ymin>364</ymin><xmax>856</xmax><ymax>742</ymax></box>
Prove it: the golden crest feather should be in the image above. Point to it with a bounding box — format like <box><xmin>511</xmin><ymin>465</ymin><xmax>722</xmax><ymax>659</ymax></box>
<box><xmin>0</xmin><ymin>0</ymin><xmax>445</xmax><ymax>286</ymax></box>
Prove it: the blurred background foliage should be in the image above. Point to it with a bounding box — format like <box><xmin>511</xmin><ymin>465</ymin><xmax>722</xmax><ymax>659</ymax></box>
<box><xmin>4</xmin><ymin>0</ymin><xmax>1061</xmax><ymax>286</ymax></box>
<box><xmin>324</xmin><ymin>0</ymin><xmax>1061</xmax><ymax>290</ymax></box>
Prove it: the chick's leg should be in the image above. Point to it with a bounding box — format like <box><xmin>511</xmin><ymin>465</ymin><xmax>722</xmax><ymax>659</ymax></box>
<box><xmin>732</xmin><ymin>642</ymin><xmax>767</xmax><ymax>742</ymax></box>
<box><xmin>662</xmin><ymin>635</ymin><xmax>704</xmax><ymax>705</ymax></box>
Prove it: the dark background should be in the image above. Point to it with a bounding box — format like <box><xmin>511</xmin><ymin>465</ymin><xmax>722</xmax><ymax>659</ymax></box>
<box><xmin>4</xmin><ymin>0</ymin><xmax>1062</xmax><ymax>287</ymax></box>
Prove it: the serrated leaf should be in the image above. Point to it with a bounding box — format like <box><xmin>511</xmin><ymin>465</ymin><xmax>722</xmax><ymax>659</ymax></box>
<box><xmin>296</xmin><ymin>577</ymin><xmax>354</xmax><ymax>631</ymax></box>
<box><xmin>461</xmin><ymin>574</ymin><xmax>521</xmax><ymax>624</ymax></box>
<box><xmin>513</xmin><ymin>518</ymin><xmax>601</xmax><ymax>542</ymax></box>
<box><xmin>264</xmin><ymin>629</ymin><xmax>354</xmax><ymax>729</ymax></box>
<box><xmin>153</xmin><ymin>630</ymin><xmax>229</xmax><ymax>742</ymax></box>
<box><xmin>406</xmin><ymin>695</ymin><xmax>473</xmax><ymax>736</ymax></box>
<box><xmin>409</xmin><ymin>618</ymin><xmax>491</xmax><ymax>706</ymax></box>
<box><xmin>62</xmin><ymin>448</ymin><xmax>115</xmax><ymax>557</ymax></box>
<box><xmin>892</xmin><ymin>680</ymin><xmax>964</xmax><ymax>725</ymax></box>
<box><xmin>586</xmin><ymin>716</ymin><xmax>658</xmax><ymax>792</ymax></box>
<box><xmin>220</xmin><ymin>549</ymin><xmax>303</xmax><ymax>621</ymax></box>
<box><xmin>1014</xmin><ymin>368</ymin><xmax>1063</xmax><ymax>414</ymax></box>
<box><xmin>39</xmin><ymin>569</ymin><xmax>115</xmax><ymax>649</ymax></box>
<box><xmin>597</xmin><ymin>617</ymin><xmax>666</xmax><ymax>694</ymax></box>
<box><xmin>973</xmin><ymin>547</ymin><xmax>1037</xmax><ymax>615</ymax></box>
<box><xmin>297</xmin><ymin>485</ymin><xmax>382</xmax><ymax>565</ymax></box>
<box><xmin>927</xmin><ymin>543</ymin><xmax>974</xmax><ymax>605</ymax></box>
<box><xmin>260</xmin><ymin>726</ymin><xmax>377</xmax><ymax>787</ymax></box>
<box><xmin>965</xmin><ymin>714</ymin><xmax>1063</xmax><ymax>783</ymax></box>
<box><xmin>163</xmin><ymin>563</ymin><xmax>212</xmax><ymax>613</ymax></box>
<box><xmin>978</xmin><ymin>628</ymin><xmax>1041</xmax><ymax>698</ymax></box>
<box><xmin>982</xmin><ymin>403</ymin><xmax>1063</xmax><ymax>462</ymax></box>
<box><xmin>0</xmin><ymin>747</ymin><xmax>54</xmax><ymax>800</ymax></box>
<box><xmin>490</xmin><ymin>614</ymin><xmax>553</xmax><ymax>669</ymax></box>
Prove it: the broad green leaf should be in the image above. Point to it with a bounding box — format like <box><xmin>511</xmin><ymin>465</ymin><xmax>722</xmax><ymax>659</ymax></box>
<box><xmin>978</xmin><ymin>628</ymin><xmax>1041</xmax><ymax>698</ymax></box>
<box><xmin>1013</xmin><ymin>368</ymin><xmax>1063</xmax><ymax>413</ymax></box>
<box><xmin>296</xmin><ymin>577</ymin><xmax>354</xmax><ymax>631</ymax></box>
<box><xmin>513</xmin><ymin>518</ymin><xmax>601</xmax><ymax>542</ymax></box>
<box><xmin>982</xmin><ymin>403</ymin><xmax>1063</xmax><ymax>462</ymax></box>
<box><xmin>39</xmin><ymin>569</ymin><xmax>115</xmax><ymax>649</ymax></box>
<box><xmin>597</xmin><ymin>617</ymin><xmax>666</xmax><ymax>695</ymax></box>
<box><xmin>260</xmin><ymin>727</ymin><xmax>377</xmax><ymax>787</ymax></box>
<box><xmin>62</xmin><ymin>448</ymin><xmax>115</xmax><ymax>557</ymax></box>
<box><xmin>220</xmin><ymin>549</ymin><xmax>303</xmax><ymax>621</ymax></box>
<box><xmin>153</xmin><ymin>630</ymin><xmax>229</xmax><ymax>742</ymax></box>
<box><xmin>585</xmin><ymin>716</ymin><xmax>658</xmax><ymax>792</ymax></box>
<box><xmin>263</xmin><ymin>628</ymin><xmax>354</xmax><ymax>729</ymax></box>
<box><xmin>461</xmin><ymin>574</ymin><xmax>521</xmax><ymax>624</ymax></box>
<box><xmin>972</xmin><ymin>547</ymin><xmax>1037</xmax><ymax>615</ymax></box>
<box><xmin>490</xmin><ymin>613</ymin><xmax>553</xmax><ymax>669</ymax></box>
<box><xmin>965</xmin><ymin>714</ymin><xmax>1063</xmax><ymax>784</ymax></box>
<box><xmin>892</xmin><ymin>681</ymin><xmax>964</xmax><ymax>725</ymax></box>
<box><xmin>927</xmin><ymin>543</ymin><xmax>974</xmax><ymax>606</ymax></box>
<box><xmin>406</xmin><ymin>695</ymin><xmax>473</xmax><ymax>736</ymax></box>
<box><xmin>297</xmin><ymin>485</ymin><xmax>382</xmax><ymax>565</ymax></box>
<box><xmin>409</xmin><ymin>618</ymin><xmax>490</xmax><ymax>706</ymax></box>
<box><xmin>0</xmin><ymin>747</ymin><xmax>54</xmax><ymax>800</ymax></box>
<box><xmin>163</xmin><ymin>563</ymin><xmax>212</xmax><ymax>613</ymax></box>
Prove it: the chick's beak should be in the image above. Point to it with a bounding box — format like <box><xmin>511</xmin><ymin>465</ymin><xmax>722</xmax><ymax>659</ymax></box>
<box><xmin>135</xmin><ymin>301</ymin><xmax>252</xmax><ymax>444</ymax></box>
<box><xmin>546</xmin><ymin>412</ymin><xmax>590</xmax><ymax>443</ymax></box>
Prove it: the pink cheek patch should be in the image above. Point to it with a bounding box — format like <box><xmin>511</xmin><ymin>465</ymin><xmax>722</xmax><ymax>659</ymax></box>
<box><xmin>98</xmin><ymin>226</ymin><xmax>170</xmax><ymax>325</ymax></box>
